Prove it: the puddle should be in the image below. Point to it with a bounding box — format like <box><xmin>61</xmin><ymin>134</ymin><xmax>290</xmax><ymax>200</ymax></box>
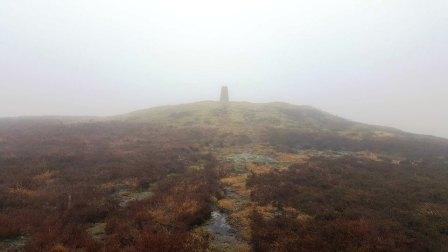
<box><xmin>202</xmin><ymin>208</ymin><xmax>250</xmax><ymax>251</ymax></box>
<box><xmin>205</xmin><ymin>210</ymin><xmax>238</xmax><ymax>244</ymax></box>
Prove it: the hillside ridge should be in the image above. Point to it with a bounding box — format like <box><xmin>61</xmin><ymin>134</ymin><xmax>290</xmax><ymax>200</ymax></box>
<box><xmin>0</xmin><ymin>101</ymin><xmax>447</xmax><ymax>142</ymax></box>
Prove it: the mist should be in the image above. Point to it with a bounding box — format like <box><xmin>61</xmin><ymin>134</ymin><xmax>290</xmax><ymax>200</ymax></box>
<box><xmin>1</xmin><ymin>0</ymin><xmax>447</xmax><ymax>138</ymax></box>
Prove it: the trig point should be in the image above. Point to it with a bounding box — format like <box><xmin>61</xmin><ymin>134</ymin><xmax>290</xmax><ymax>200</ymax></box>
<box><xmin>220</xmin><ymin>86</ymin><xmax>229</xmax><ymax>103</ymax></box>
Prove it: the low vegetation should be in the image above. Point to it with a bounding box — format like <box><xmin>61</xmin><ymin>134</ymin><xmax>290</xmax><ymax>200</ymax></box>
<box><xmin>1</xmin><ymin>102</ymin><xmax>448</xmax><ymax>251</ymax></box>
<box><xmin>0</xmin><ymin>122</ymin><xmax>220</xmax><ymax>251</ymax></box>
<box><xmin>247</xmin><ymin>157</ymin><xmax>448</xmax><ymax>251</ymax></box>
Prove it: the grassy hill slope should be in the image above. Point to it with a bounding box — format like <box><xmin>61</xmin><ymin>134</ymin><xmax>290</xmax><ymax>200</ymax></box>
<box><xmin>113</xmin><ymin>101</ymin><xmax>448</xmax><ymax>158</ymax></box>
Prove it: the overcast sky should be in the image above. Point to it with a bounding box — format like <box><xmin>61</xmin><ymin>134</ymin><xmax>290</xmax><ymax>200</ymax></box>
<box><xmin>1</xmin><ymin>0</ymin><xmax>447</xmax><ymax>138</ymax></box>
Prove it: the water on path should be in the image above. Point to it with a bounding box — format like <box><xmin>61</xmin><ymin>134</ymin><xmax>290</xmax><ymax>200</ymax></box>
<box><xmin>204</xmin><ymin>208</ymin><xmax>249</xmax><ymax>251</ymax></box>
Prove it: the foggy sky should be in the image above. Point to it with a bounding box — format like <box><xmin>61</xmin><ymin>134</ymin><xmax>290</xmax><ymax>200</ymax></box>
<box><xmin>1</xmin><ymin>0</ymin><xmax>447</xmax><ymax>138</ymax></box>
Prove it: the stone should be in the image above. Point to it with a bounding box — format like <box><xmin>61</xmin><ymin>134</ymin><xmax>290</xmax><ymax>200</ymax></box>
<box><xmin>220</xmin><ymin>86</ymin><xmax>229</xmax><ymax>102</ymax></box>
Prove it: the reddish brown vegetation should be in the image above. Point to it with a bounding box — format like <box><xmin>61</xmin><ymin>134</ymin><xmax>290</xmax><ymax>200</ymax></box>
<box><xmin>267</xmin><ymin>128</ymin><xmax>448</xmax><ymax>158</ymax></box>
<box><xmin>0</xmin><ymin>121</ymin><xmax>220</xmax><ymax>251</ymax></box>
<box><xmin>1</xmin><ymin>118</ymin><xmax>448</xmax><ymax>251</ymax></box>
<box><xmin>247</xmin><ymin>157</ymin><xmax>448</xmax><ymax>251</ymax></box>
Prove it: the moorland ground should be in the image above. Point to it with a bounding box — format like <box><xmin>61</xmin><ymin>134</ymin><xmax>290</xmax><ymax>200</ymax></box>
<box><xmin>1</xmin><ymin>102</ymin><xmax>448</xmax><ymax>251</ymax></box>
